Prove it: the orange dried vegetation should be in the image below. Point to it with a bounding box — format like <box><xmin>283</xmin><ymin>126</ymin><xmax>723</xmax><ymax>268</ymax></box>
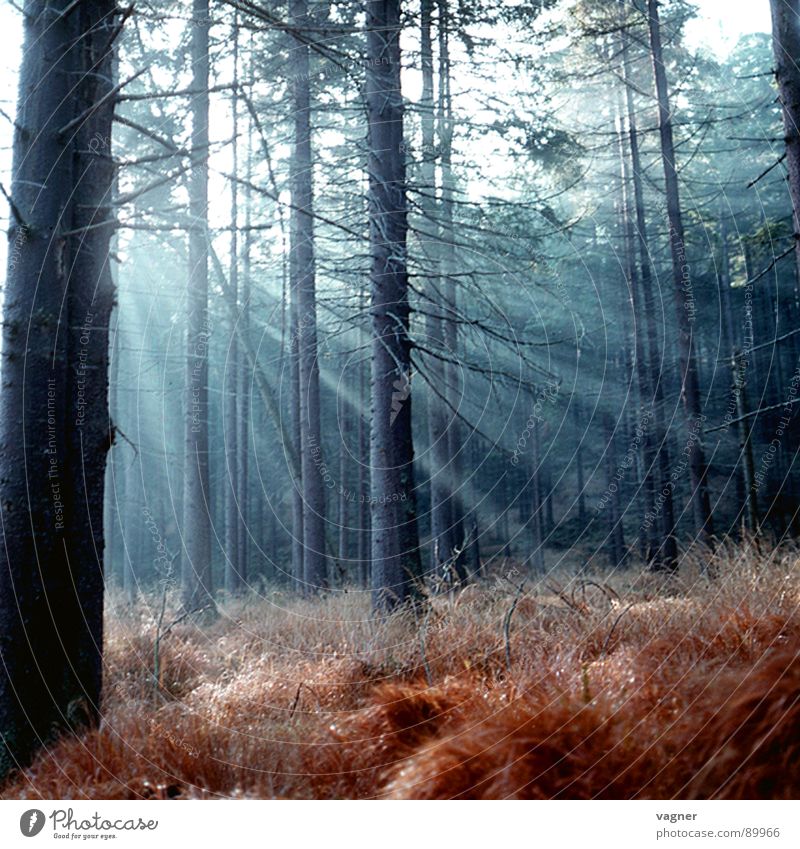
<box><xmin>1</xmin><ymin>542</ymin><xmax>798</xmax><ymax>799</ymax></box>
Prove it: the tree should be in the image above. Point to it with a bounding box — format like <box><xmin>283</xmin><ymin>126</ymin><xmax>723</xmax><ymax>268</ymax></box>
<box><xmin>0</xmin><ymin>0</ymin><xmax>118</xmax><ymax>779</ymax></box>
<box><xmin>419</xmin><ymin>0</ymin><xmax>456</xmax><ymax>579</ymax></box>
<box><xmin>647</xmin><ymin>0</ymin><xmax>714</xmax><ymax>546</ymax></box>
<box><xmin>619</xmin><ymin>8</ymin><xmax>678</xmax><ymax>568</ymax></box>
<box><xmin>437</xmin><ymin>0</ymin><xmax>469</xmax><ymax>579</ymax></box>
<box><xmin>225</xmin><ymin>13</ymin><xmax>242</xmax><ymax>594</ymax></box>
<box><xmin>290</xmin><ymin>0</ymin><xmax>328</xmax><ymax>592</ymax></box>
<box><xmin>770</xmin><ymin>0</ymin><xmax>800</xmax><ymax>283</ymax></box>
<box><xmin>182</xmin><ymin>0</ymin><xmax>214</xmax><ymax>610</ymax></box>
<box><xmin>615</xmin><ymin>86</ymin><xmax>658</xmax><ymax>566</ymax></box>
<box><xmin>529</xmin><ymin>396</ymin><xmax>546</xmax><ymax>573</ymax></box>
<box><xmin>366</xmin><ymin>0</ymin><xmax>423</xmax><ymax>609</ymax></box>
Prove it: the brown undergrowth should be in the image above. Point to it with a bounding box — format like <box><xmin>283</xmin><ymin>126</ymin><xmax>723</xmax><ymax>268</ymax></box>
<box><xmin>2</xmin><ymin>541</ymin><xmax>798</xmax><ymax>799</ymax></box>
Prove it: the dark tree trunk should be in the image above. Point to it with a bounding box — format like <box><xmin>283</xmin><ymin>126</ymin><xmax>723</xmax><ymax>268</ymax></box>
<box><xmin>542</xmin><ymin>469</ymin><xmax>554</xmax><ymax>536</ymax></box>
<box><xmin>718</xmin><ymin>212</ymin><xmax>739</xmax><ymax>359</ymax></box>
<box><xmin>290</xmin><ymin>293</ymin><xmax>304</xmax><ymax>590</ymax></box>
<box><xmin>367</xmin><ymin>0</ymin><xmax>422</xmax><ymax>610</ymax></box>
<box><xmin>733</xmin><ymin>352</ymin><xmax>760</xmax><ymax>533</ymax></box>
<box><xmin>290</xmin><ymin>0</ymin><xmax>327</xmax><ymax>592</ymax></box>
<box><xmin>0</xmin><ymin>0</ymin><xmax>117</xmax><ymax>780</ymax></box>
<box><xmin>420</xmin><ymin>0</ymin><xmax>455</xmax><ymax>580</ymax></box>
<box><xmin>225</xmin><ymin>17</ymin><xmax>241</xmax><ymax>594</ymax></box>
<box><xmin>338</xmin><ymin>370</ymin><xmax>350</xmax><ymax>575</ymax></box>
<box><xmin>616</xmin><ymin>90</ymin><xmax>658</xmax><ymax>567</ymax></box>
<box><xmin>573</xmin><ymin>400</ymin><xmax>587</xmax><ymax>525</ymax></box>
<box><xmin>437</xmin><ymin>0</ymin><xmax>470</xmax><ymax>580</ymax></box>
<box><xmin>499</xmin><ymin>468</ymin><xmax>511</xmax><ymax>557</ymax></box>
<box><xmin>770</xmin><ymin>0</ymin><xmax>800</xmax><ymax>281</ymax></box>
<box><xmin>238</xmin><ymin>91</ymin><xmax>253</xmax><ymax>585</ymax></box>
<box><xmin>529</xmin><ymin>407</ymin><xmax>545</xmax><ymax>574</ymax></box>
<box><xmin>719</xmin><ymin>213</ymin><xmax>758</xmax><ymax>532</ymax></box>
<box><xmin>604</xmin><ymin>414</ymin><xmax>627</xmax><ymax>570</ymax></box>
<box><xmin>623</xmin><ymin>0</ymin><xmax>677</xmax><ymax>569</ymax></box>
<box><xmin>647</xmin><ymin>0</ymin><xmax>714</xmax><ymax>547</ymax></box>
<box><xmin>182</xmin><ymin>0</ymin><xmax>213</xmax><ymax>610</ymax></box>
<box><xmin>357</xmin><ymin>333</ymin><xmax>371</xmax><ymax>587</ymax></box>
<box><xmin>106</xmin><ymin>321</ymin><xmax>122</xmax><ymax>593</ymax></box>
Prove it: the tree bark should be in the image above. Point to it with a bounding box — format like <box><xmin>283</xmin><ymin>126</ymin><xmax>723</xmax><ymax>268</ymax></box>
<box><xmin>290</xmin><ymin>292</ymin><xmax>304</xmax><ymax>590</ymax></box>
<box><xmin>733</xmin><ymin>352</ymin><xmax>760</xmax><ymax>533</ymax></box>
<box><xmin>529</xmin><ymin>408</ymin><xmax>545</xmax><ymax>574</ymax></box>
<box><xmin>0</xmin><ymin>0</ymin><xmax>117</xmax><ymax>780</ymax></box>
<box><xmin>647</xmin><ymin>0</ymin><xmax>713</xmax><ymax>548</ymax></box>
<box><xmin>182</xmin><ymin>0</ymin><xmax>213</xmax><ymax>610</ymax></box>
<box><xmin>604</xmin><ymin>413</ymin><xmax>627</xmax><ymax>569</ymax></box>
<box><xmin>573</xmin><ymin>399</ymin><xmax>587</xmax><ymax>525</ymax></box>
<box><xmin>420</xmin><ymin>0</ymin><xmax>456</xmax><ymax>580</ymax></box>
<box><xmin>290</xmin><ymin>0</ymin><xmax>327</xmax><ymax>592</ymax></box>
<box><xmin>770</xmin><ymin>0</ymin><xmax>800</xmax><ymax>281</ymax></box>
<box><xmin>225</xmin><ymin>15</ymin><xmax>241</xmax><ymax>594</ymax></box>
<box><xmin>367</xmin><ymin>0</ymin><xmax>422</xmax><ymax>610</ymax></box>
<box><xmin>437</xmin><ymin>0</ymin><xmax>469</xmax><ymax>580</ymax></box>
<box><xmin>615</xmin><ymin>90</ymin><xmax>658</xmax><ymax>567</ymax></box>
<box><xmin>238</xmin><ymin>73</ymin><xmax>253</xmax><ymax>585</ymax></box>
<box><xmin>338</xmin><ymin>369</ymin><xmax>350</xmax><ymax>574</ymax></box>
<box><xmin>357</xmin><ymin>326</ymin><xmax>371</xmax><ymax>587</ymax></box>
<box><xmin>620</xmin><ymin>57</ymin><xmax>677</xmax><ymax>568</ymax></box>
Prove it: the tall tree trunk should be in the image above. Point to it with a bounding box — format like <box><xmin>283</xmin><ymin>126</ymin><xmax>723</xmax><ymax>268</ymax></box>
<box><xmin>573</xmin><ymin>399</ymin><xmax>587</xmax><ymax>525</ymax></box>
<box><xmin>420</xmin><ymin>0</ymin><xmax>455</xmax><ymax>580</ymax></box>
<box><xmin>719</xmin><ymin>212</ymin><xmax>758</xmax><ymax>532</ymax></box>
<box><xmin>621</xmin><ymin>40</ymin><xmax>677</xmax><ymax>568</ymax></box>
<box><xmin>290</xmin><ymin>0</ymin><xmax>327</xmax><ymax>592</ymax></box>
<box><xmin>604</xmin><ymin>414</ymin><xmax>627</xmax><ymax>569</ymax></box>
<box><xmin>615</xmin><ymin>91</ymin><xmax>658</xmax><ymax>567</ymax></box>
<box><xmin>182</xmin><ymin>0</ymin><xmax>213</xmax><ymax>609</ymax></box>
<box><xmin>542</xmin><ymin>468</ymin><xmax>554</xmax><ymax>535</ymax></box>
<box><xmin>238</xmin><ymin>76</ymin><xmax>253</xmax><ymax>585</ymax></box>
<box><xmin>437</xmin><ymin>0</ymin><xmax>469</xmax><ymax>580</ymax></box>
<box><xmin>0</xmin><ymin>0</ymin><xmax>117</xmax><ymax>780</ymax></box>
<box><xmin>106</xmin><ymin>319</ymin><xmax>121</xmax><ymax>590</ymax></box>
<box><xmin>500</xmin><ymin>469</ymin><xmax>511</xmax><ymax>557</ymax></box>
<box><xmin>367</xmin><ymin>0</ymin><xmax>422</xmax><ymax>610</ymax></box>
<box><xmin>357</xmin><ymin>326</ymin><xmax>371</xmax><ymax>587</ymax></box>
<box><xmin>338</xmin><ymin>368</ymin><xmax>350</xmax><ymax>575</ymax></box>
<box><xmin>647</xmin><ymin>0</ymin><xmax>714</xmax><ymax>547</ymax></box>
<box><xmin>718</xmin><ymin>211</ymin><xmax>739</xmax><ymax>359</ymax></box>
<box><xmin>733</xmin><ymin>352</ymin><xmax>760</xmax><ymax>533</ymax></box>
<box><xmin>225</xmin><ymin>15</ymin><xmax>241</xmax><ymax>594</ymax></box>
<box><xmin>290</xmin><ymin>295</ymin><xmax>305</xmax><ymax>590</ymax></box>
<box><xmin>529</xmin><ymin>404</ymin><xmax>545</xmax><ymax>574</ymax></box>
<box><xmin>770</xmin><ymin>0</ymin><xmax>800</xmax><ymax>282</ymax></box>
<box><xmin>121</xmin><ymin>363</ymin><xmax>139</xmax><ymax>605</ymax></box>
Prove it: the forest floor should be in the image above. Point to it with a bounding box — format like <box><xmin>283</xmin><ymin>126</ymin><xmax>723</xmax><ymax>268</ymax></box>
<box><xmin>2</xmin><ymin>541</ymin><xmax>799</xmax><ymax>800</ymax></box>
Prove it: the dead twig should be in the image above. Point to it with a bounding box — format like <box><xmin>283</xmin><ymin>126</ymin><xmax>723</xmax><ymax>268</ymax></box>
<box><xmin>417</xmin><ymin>605</ymin><xmax>435</xmax><ymax>686</ymax></box>
<box><xmin>288</xmin><ymin>683</ymin><xmax>303</xmax><ymax>718</ymax></box>
<box><xmin>601</xmin><ymin>603</ymin><xmax>635</xmax><ymax>658</ymax></box>
<box><xmin>503</xmin><ymin>579</ymin><xmax>527</xmax><ymax>674</ymax></box>
<box><xmin>546</xmin><ymin>581</ymin><xmax>589</xmax><ymax>615</ymax></box>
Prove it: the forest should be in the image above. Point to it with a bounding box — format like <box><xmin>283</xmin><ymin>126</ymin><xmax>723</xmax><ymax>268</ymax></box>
<box><xmin>0</xmin><ymin>0</ymin><xmax>798</xmax><ymax>802</ymax></box>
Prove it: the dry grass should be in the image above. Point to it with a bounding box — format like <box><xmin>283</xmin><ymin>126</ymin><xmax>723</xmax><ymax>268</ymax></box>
<box><xmin>2</xmin><ymin>541</ymin><xmax>798</xmax><ymax>799</ymax></box>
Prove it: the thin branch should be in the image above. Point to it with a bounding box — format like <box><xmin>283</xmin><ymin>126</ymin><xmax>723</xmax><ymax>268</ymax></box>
<box><xmin>705</xmin><ymin>396</ymin><xmax>800</xmax><ymax>433</ymax></box>
<box><xmin>113</xmin><ymin>113</ymin><xmax>181</xmax><ymax>152</ymax></box>
<box><xmin>0</xmin><ymin>181</ymin><xmax>29</xmax><ymax>230</ymax></box>
<box><xmin>503</xmin><ymin>578</ymin><xmax>526</xmax><ymax>673</ymax></box>
<box><xmin>58</xmin><ymin>68</ymin><xmax>147</xmax><ymax>137</ymax></box>
<box><xmin>745</xmin><ymin>244</ymin><xmax>795</xmax><ymax>285</ymax></box>
<box><xmin>746</xmin><ymin>153</ymin><xmax>786</xmax><ymax>189</ymax></box>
